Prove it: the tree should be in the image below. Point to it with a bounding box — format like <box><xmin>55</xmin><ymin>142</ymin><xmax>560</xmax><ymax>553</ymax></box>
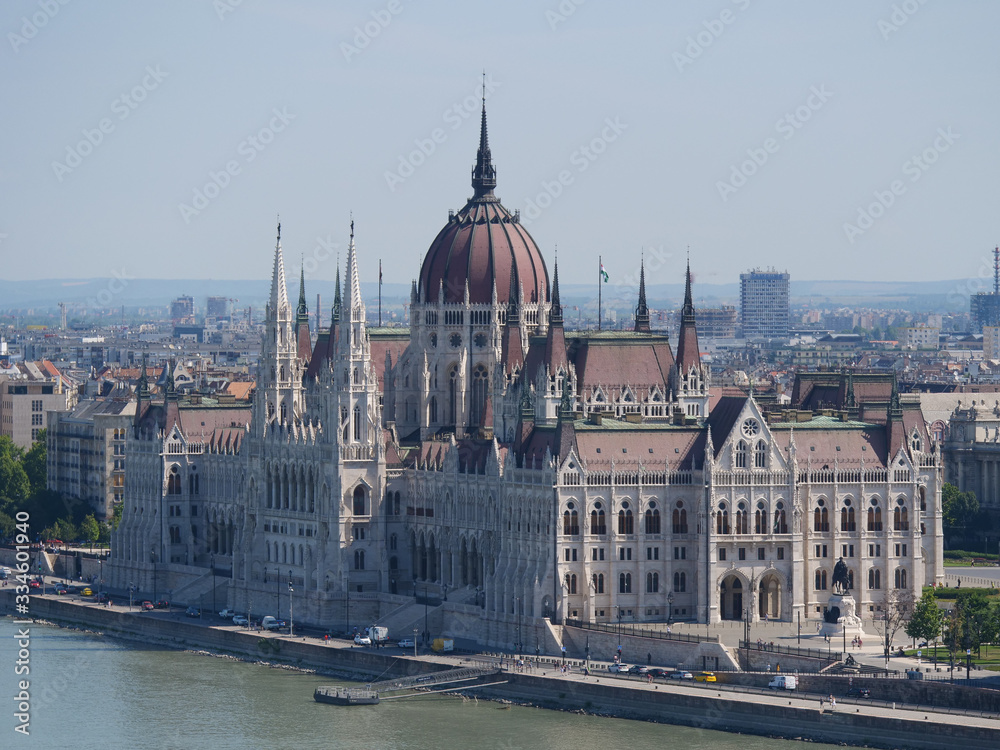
<box><xmin>111</xmin><ymin>503</ymin><xmax>123</xmax><ymax>531</ymax></box>
<box><xmin>0</xmin><ymin>436</ymin><xmax>29</xmax><ymax>511</ymax></box>
<box><xmin>957</xmin><ymin>590</ymin><xmax>996</xmax><ymax>657</ymax></box>
<box><xmin>877</xmin><ymin>587</ymin><xmax>915</xmax><ymax>655</ymax></box>
<box><xmin>80</xmin><ymin>514</ymin><xmax>100</xmax><ymax>551</ymax></box>
<box><xmin>942</xmin><ymin>483</ymin><xmax>979</xmax><ymax>530</ymax></box>
<box><xmin>906</xmin><ymin>589</ymin><xmax>944</xmax><ymax>645</ymax></box>
<box><xmin>21</xmin><ymin>429</ymin><xmax>47</xmax><ymax>495</ymax></box>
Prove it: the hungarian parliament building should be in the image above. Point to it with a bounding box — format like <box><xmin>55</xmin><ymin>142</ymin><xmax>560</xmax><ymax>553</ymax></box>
<box><xmin>109</xmin><ymin>107</ymin><xmax>944</xmax><ymax>648</ymax></box>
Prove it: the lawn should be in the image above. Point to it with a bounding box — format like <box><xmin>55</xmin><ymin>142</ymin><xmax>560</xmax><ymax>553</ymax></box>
<box><xmin>901</xmin><ymin>645</ymin><xmax>1000</xmax><ymax>672</ymax></box>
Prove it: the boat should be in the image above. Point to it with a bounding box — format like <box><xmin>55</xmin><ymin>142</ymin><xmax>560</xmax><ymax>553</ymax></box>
<box><xmin>314</xmin><ymin>686</ymin><xmax>380</xmax><ymax>706</ymax></box>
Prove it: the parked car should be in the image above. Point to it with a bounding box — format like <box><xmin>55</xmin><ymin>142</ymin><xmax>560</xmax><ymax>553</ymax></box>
<box><xmin>846</xmin><ymin>687</ymin><xmax>871</xmax><ymax>699</ymax></box>
<box><xmin>154</xmin><ymin>600</ymin><xmax>170</xmax><ymax>609</ymax></box>
<box><xmin>607</xmin><ymin>663</ymin><xmax>630</xmax><ymax>673</ymax></box>
<box><xmin>260</xmin><ymin>616</ymin><xmax>285</xmax><ymax>631</ymax></box>
<box><xmin>55</xmin><ymin>585</ymin><xmax>68</xmax><ymax>595</ymax></box>
<box><xmin>96</xmin><ymin>592</ymin><xmax>111</xmax><ymax>603</ymax></box>
<box><xmin>232</xmin><ymin>615</ymin><xmax>249</xmax><ymax>626</ymax></box>
<box><xmin>628</xmin><ymin>665</ymin><xmax>649</xmax><ymax>676</ymax></box>
<box><xmin>81</xmin><ymin>588</ymin><xmax>93</xmax><ymax>597</ymax></box>
<box><xmin>669</xmin><ymin>670</ymin><xmax>694</xmax><ymax>680</ymax></box>
<box><xmin>768</xmin><ymin>675</ymin><xmax>797</xmax><ymax>690</ymax></box>
<box><xmin>219</xmin><ymin>608</ymin><xmax>237</xmax><ymax>618</ymax></box>
<box><xmin>354</xmin><ymin>634</ymin><xmax>372</xmax><ymax>646</ymax></box>
<box><xmin>28</xmin><ymin>580</ymin><xmax>41</xmax><ymax>589</ymax></box>
<box><xmin>397</xmin><ymin>638</ymin><xmax>416</xmax><ymax>649</ymax></box>
<box><xmin>694</xmin><ymin>671</ymin><xmax>717</xmax><ymax>682</ymax></box>
<box><xmin>185</xmin><ymin>606</ymin><xmax>201</xmax><ymax>618</ymax></box>
<box><xmin>141</xmin><ymin>601</ymin><xmax>154</xmax><ymax>611</ymax></box>
<box><xmin>647</xmin><ymin>668</ymin><xmax>668</xmax><ymax>679</ymax></box>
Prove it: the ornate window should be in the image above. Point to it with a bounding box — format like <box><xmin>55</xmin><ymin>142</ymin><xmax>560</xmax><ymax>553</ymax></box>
<box><xmin>754</xmin><ymin>502</ymin><xmax>768</xmax><ymax>534</ymax></box>
<box><xmin>716</xmin><ymin>503</ymin><xmax>730</xmax><ymax>534</ymax></box>
<box><xmin>619</xmin><ymin>572</ymin><xmax>632</xmax><ymax>594</ymax></box>
<box><xmin>646</xmin><ymin>572</ymin><xmax>659</xmax><ymax>593</ymax></box>
<box><xmin>754</xmin><ymin>441</ymin><xmax>767</xmax><ymax>468</ymax></box>
<box><xmin>672</xmin><ymin>502</ymin><xmax>688</xmax><ymax>534</ymax></box>
<box><xmin>644</xmin><ymin>506</ymin><xmax>661</xmax><ymax>534</ymax></box>
<box><xmin>735</xmin><ymin>440</ymin><xmax>748</xmax><ymax>469</ymax></box>
<box><xmin>353</xmin><ymin>486</ymin><xmax>367</xmax><ymax>515</ymax></box>
<box><xmin>590</xmin><ymin>506</ymin><xmax>606</xmax><ymax>535</ymax></box>
<box><xmin>618</xmin><ymin>506</ymin><xmax>634</xmax><ymax>535</ymax></box>
<box><xmin>841</xmin><ymin>499</ymin><xmax>856</xmax><ymax>532</ymax></box>
<box><xmin>673</xmin><ymin>571</ymin><xmax>686</xmax><ymax>592</ymax></box>
<box><xmin>814</xmin><ymin>499</ymin><xmax>829</xmax><ymax>532</ymax></box>
<box><xmin>471</xmin><ymin>365</ymin><xmax>489</xmax><ymax>426</ymax></box>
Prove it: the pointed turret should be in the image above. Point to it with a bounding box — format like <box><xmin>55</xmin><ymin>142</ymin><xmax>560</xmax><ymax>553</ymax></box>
<box><xmin>346</xmin><ymin>220</ymin><xmax>364</xmax><ymax>322</ymax></box>
<box><xmin>332</xmin><ymin>266</ymin><xmax>342</xmax><ymax>324</ymax></box>
<box><xmin>634</xmin><ymin>258</ymin><xmax>651</xmax><ymax>333</ymax></box>
<box><xmin>295</xmin><ymin>263</ymin><xmax>312</xmax><ymax>363</ymax></box>
<box><xmin>676</xmin><ymin>259</ymin><xmax>701</xmax><ymax>371</ymax></box>
<box><xmin>501</xmin><ymin>263</ymin><xmax>524</xmax><ymax>371</ymax></box>
<box><xmin>544</xmin><ymin>259</ymin><xmax>568</xmax><ymax>372</ymax></box>
<box><xmin>269</xmin><ymin>220</ymin><xmax>289</xmax><ymax>314</ymax></box>
<box><xmin>471</xmin><ymin>96</ymin><xmax>497</xmax><ymax>200</ymax></box>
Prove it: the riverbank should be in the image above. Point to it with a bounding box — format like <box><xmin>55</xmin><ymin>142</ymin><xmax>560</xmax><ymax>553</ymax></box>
<box><xmin>5</xmin><ymin>592</ymin><xmax>999</xmax><ymax>750</ymax></box>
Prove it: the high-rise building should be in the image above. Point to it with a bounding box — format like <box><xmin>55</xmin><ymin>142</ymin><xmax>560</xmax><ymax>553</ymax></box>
<box><xmin>170</xmin><ymin>295</ymin><xmax>195</xmax><ymax>324</ymax></box>
<box><xmin>970</xmin><ymin>247</ymin><xmax>1000</xmax><ymax>334</ymax></box>
<box><xmin>206</xmin><ymin>296</ymin><xmax>230</xmax><ymax>321</ymax></box>
<box><xmin>740</xmin><ymin>269</ymin><xmax>789</xmax><ymax>341</ymax></box>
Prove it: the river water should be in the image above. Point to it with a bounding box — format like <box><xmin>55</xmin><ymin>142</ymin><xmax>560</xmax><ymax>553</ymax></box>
<box><xmin>1</xmin><ymin>617</ymin><xmax>841</xmax><ymax>750</ymax></box>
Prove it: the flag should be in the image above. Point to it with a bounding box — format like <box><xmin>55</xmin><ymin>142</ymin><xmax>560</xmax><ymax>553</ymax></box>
<box><xmin>600</xmin><ymin>263</ymin><xmax>609</xmax><ymax>283</ymax></box>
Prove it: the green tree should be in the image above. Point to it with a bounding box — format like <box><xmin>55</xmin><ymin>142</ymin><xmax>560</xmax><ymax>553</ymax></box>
<box><xmin>21</xmin><ymin>429</ymin><xmax>47</xmax><ymax>494</ymax></box>
<box><xmin>942</xmin><ymin>483</ymin><xmax>979</xmax><ymax>530</ymax></box>
<box><xmin>0</xmin><ymin>436</ymin><xmax>30</xmax><ymax>511</ymax></box>
<box><xmin>111</xmin><ymin>503</ymin><xmax>123</xmax><ymax>531</ymax></box>
<box><xmin>906</xmin><ymin>589</ymin><xmax>944</xmax><ymax>645</ymax></box>
<box><xmin>957</xmin><ymin>590</ymin><xmax>995</xmax><ymax>657</ymax></box>
<box><xmin>80</xmin><ymin>513</ymin><xmax>99</xmax><ymax>551</ymax></box>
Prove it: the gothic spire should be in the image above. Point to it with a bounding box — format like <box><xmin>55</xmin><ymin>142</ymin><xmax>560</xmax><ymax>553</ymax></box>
<box><xmin>676</xmin><ymin>257</ymin><xmax>702</xmax><ymax>371</ymax></box>
<box><xmin>471</xmin><ymin>87</ymin><xmax>497</xmax><ymax>200</ymax></box>
<box><xmin>681</xmin><ymin>256</ymin><xmax>695</xmax><ymax>320</ymax></box>
<box><xmin>332</xmin><ymin>264</ymin><xmax>342</xmax><ymax>324</ymax></box>
<box><xmin>346</xmin><ymin>219</ymin><xmax>363</xmax><ymax>316</ymax></box>
<box><xmin>269</xmin><ymin>218</ymin><xmax>289</xmax><ymax>314</ymax></box>
<box><xmin>550</xmin><ymin>257</ymin><xmax>563</xmax><ymax>325</ymax></box>
<box><xmin>634</xmin><ymin>256</ymin><xmax>650</xmax><ymax>333</ymax></box>
<box><xmin>296</xmin><ymin>261</ymin><xmax>309</xmax><ymax>327</ymax></box>
<box><xmin>506</xmin><ymin>262</ymin><xmax>520</xmax><ymax>323</ymax></box>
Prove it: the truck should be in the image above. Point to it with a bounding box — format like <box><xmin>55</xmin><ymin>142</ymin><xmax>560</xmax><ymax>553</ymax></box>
<box><xmin>768</xmin><ymin>675</ymin><xmax>797</xmax><ymax>690</ymax></box>
<box><xmin>366</xmin><ymin>625</ymin><xmax>389</xmax><ymax>644</ymax></box>
<box><xmin>261</xmin><ymin>616</ymin><xmax>286</xmax><ymax>631</ymax></box>
<box><xmin>431</xmin><ymin>638</ymin><xmax>454</xmax><ymax>653</ymax></box>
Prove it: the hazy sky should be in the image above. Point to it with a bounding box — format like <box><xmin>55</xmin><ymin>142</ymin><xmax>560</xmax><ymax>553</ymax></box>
<box><xmin>3</xmin><ymin>1</ymin><xmax>999</xmax><ymax>291</ymax></box>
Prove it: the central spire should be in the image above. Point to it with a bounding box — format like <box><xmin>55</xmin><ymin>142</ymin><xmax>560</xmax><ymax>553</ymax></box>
<box><xmin>634</xmin><ymin>256</ymin><xmax>650</xmax><ymax>333</ymax></box>
<box><xmin>269</xmin><ymin>217</ymin><xmax>289</xmax><ymax>314</ymax></box>
<box><xmin>471</xmin><ymin>85</ymin><xmax>497</xmax><ymax>200</ymax></box>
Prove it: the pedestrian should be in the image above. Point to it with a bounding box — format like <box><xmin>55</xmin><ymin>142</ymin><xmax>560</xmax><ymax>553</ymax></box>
<box><xmin>767</xmin><ymin>663</ymin><xmax>771</xmax><ymax>672</ymax></box>
<box><xmin>820</xmin><ymin>696</ymin><xmax>825</xmax><ymax>710</ymax></box>
<box><xmin>830</xmin><ymin>696</ymin><xmax>836</xmax><ymax>710</ymax></box>
<box><xmin>647</xmin><ymin>652</ymin><xmax>652</xmax><ymax>665</ymax></box>
<box><xmin>776</xmin><ymin>663</ymin><xmax>781</xmax><ymax>672</ymax></box>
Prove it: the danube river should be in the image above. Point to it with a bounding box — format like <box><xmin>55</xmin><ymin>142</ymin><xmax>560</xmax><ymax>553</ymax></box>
<box><xmin>1</xmin><ymin>618</ymin><xmax>842</xmax><ymax>750</ymax></box>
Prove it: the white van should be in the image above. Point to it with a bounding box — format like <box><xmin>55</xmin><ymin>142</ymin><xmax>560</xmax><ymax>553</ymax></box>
<box><xmin>768</xmin><ymin>675</ymin><xmax>797</xmax><ymax>690</ymax></box>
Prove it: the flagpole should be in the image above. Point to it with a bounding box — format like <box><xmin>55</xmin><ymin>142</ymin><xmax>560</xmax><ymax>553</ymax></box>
<box><xmin>378</xmin><ymin>259</ymin><xmax>382</xmax><ymax>328</ymax></box>
<box><xmin>598</xmin><ymin>255</ymin><xmax>602</xmax><ymax>332</ymax></box>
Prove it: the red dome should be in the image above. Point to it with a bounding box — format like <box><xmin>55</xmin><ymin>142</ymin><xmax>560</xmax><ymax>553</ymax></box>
<box><xmin>418</xmin><ymin>104</ymin><xmax>549</xmax><ymax>306</ymax></box>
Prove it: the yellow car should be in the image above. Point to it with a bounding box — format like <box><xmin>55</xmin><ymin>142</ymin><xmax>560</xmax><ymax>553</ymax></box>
<box><xmin>694</xmin><ymin>671</ymin><xmax>717</xmax><ymax>682</ymax></box>
<box><xmin>81</xmin><ymin>588</ymin><xmax>93</xmax><ymax>597</ymax></box>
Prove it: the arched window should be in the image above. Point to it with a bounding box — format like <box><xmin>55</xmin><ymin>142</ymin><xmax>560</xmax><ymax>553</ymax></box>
<box><xmin>618</xmin><ymin>507</ymin><xmax>634</xmax><ymax>535</ymax></box>
<box><xmin>188</xmin><ymin>469</ymin><xmax>199</xmax><ymax>496</ymax></box>
<box><xmin>353</xmin><ymin>486</ymin><xmax>367</xmax><ymax>515</ymax></box>
<box><xmin>841</xmin><ymin>500</ymin><xmax>856</xmax><ymax>532</ymax></box>
<box><xmin>565</xmin><ymin>574</ymin><xmax>577</xmax><ymax>594</ymax></box>
<box><xmin>167</xmin><ymin>465</ymin><xmax>181</xmax><ymax>495</ymax></box>
<box><xmin>169</xmin><ymin>526</ymin><xmax>181</xmax><ymax>544</ymax></box>
<box><xmin>390</xmin><ymin>533</ymin><xmax>397</xmax><ymax>551</ymax></box>
<box><xmin>815</xmin><ymin>569</ymin><xmax>827</xmax><ymax>591</ymax></box>
<box><xmin>646</xmin><ymin>572</ymin><xmax>659</xmax><ymax>593</ymax></box>
<box><xmin>672</xmin><ymin>502</ymin><xmax>688</xmax><ymax>534</ymax></box>
<box><xmin>867</xmin><ymin>499</ymin><xmax>882</xmax><ymax>531</ymax></box>
<box><xmin>869</xmin><ymin>568</ymin><xmax>882</xmax><ymax>589</ymax></box>
<box><xmin>590</xmin><ymin>507</ymin><xmax>606</xmax><ymax>535</ymax></box>
<box><xmin>645</xmin><ymin>507</ymin><xmax>661</xmax><ymax>534</ymax></box>
<box><xmin>673</xmin><ymin>571</ymin><xmax>686</xmax><ymax>592</ymax></box>
<box><xmin>814</xmin><ymin>500</ymin><xmax>829</xmax><ymax>532</ymax></box>
<box><xmin>716</xmin><ymin>505</ymin><xmax>730</xmax><ymax>534</ymax></box>
<box><xmin>354</xmin><ymin>550</ymin><xmax>365</xmax><ymax>570</ymax></box>
<box><xmin>448</xmin><ymin>365</ymin><xmax>459</xmax><ymax>424</ymax></box>
<box><xmin>735</xmin><ymin>440</ymin><xmax>748</xmax><ymax>469</ymax></box>
<box><xmin>894</xmin><ymin>568</ymin><xmax>907</xmax><ymax>589</ymax></box>
<box><xmin>471</xmin><ymin>365</ymin><xmax>489</xmax><ymax>426</ymax></box>
<box><xmin>353</xmin><ymin>405</ymin><xmax>361</xmax><ymax>441</ymax></box>
<box><xmin>773</xmin><ymin>502</ymin><xmax>788</xmax><ymax>534</ymax></box>
<box><xmin>563</xmin><ymin>508</ymin><xmax>579</xmax><ymax>536</ymax></box>
<box><xmin>754</xmin><ymin>441</ymin><xmax>767</xmax><ymax>468</ymax></box>
<box><xmin>619</xmin><ymin>572</ymin><xmax>632</xmax><ymax>593</ymax></box>
<box><xmin>894</xmin><ymin>499</ymin><xmax>909</xmax><ymax>531</ymax></box>
<box><xmin>280</xmin><ymin>401</ymin><xmax>287</xmax><ymax>423</ymax></box>
<box><xmin>754</xmin><ymin>502</ymin><xmax>768</xmax><ymax>534</ymax></box>
<box><xmin>735</xmin><ymin>503</ymin><xmax>749</xmax><ymax>535</ymax></box>
<box><xmin>429</xmin><ymin>396</ymin><xmax>438</xmax><ymax>424</ymax></box>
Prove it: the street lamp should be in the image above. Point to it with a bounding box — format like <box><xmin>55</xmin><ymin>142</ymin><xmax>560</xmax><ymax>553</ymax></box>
<box><xmin>514</xmin><ymin>596</ymin><xmax>521</xmax><ymax>656</ymax></box>
<box><xmin>98</xmin><ymin>557</ymin><xmax>104</xmax><ymax>597</ymax></box>
<box><xmin>150</xmin><ymin>549</ymin><xmax>157</xmax><ymax>602</ymax></box>
<box><xmin>667</xmin><ymin>591</ymin><xmax>674</xmax><ymax>625</ymax></box>
<box><xmin>129</xmin><ymin>582</ymin><xmax>135</xmax><ymax>611</ymax></box>
<box><xmin>412</xmin><ymin>627</ymin><xmax>418</xmax><ymax>658</ymax></box>
<box><xmin>288</xmin><ymin>575</ymin><xmax>294</xmax><ymax>638</ymax></box>
<box><xmin>616</xmin><ymin>605</ymin><xmax>623</xmax><ymax>658</ymax></box>
<box><xmin>423</xmin><ymin>583</ymin><xmax>430</xmax><ymax>646</ymax></box>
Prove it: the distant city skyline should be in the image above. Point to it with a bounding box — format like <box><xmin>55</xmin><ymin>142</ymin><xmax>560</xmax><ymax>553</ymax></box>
<box><xmin>3</xmin><ymin>1</ymin><xmax>999</xmax><ymax>286</ymax></box>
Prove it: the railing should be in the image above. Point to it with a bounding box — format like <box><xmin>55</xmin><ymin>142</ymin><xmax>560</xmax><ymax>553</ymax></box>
<box><xmin>565</xmin><ymin>618</ymin><xmax>715</xmax><ymax>643</ymax></box>
<box><xmin>739</xmin><ymin>639</ymin><xmax>842</xmax><ymax>661</ymax></box>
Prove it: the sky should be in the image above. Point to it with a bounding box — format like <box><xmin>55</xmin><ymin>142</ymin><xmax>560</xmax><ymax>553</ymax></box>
<box><xmin>2</xmin><ymin>1</ymin><xmax>999</xmax><ymax>293</ymax></box>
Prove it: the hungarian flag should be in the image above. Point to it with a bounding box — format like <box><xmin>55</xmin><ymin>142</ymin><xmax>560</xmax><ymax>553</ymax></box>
<box><xmin>600</xmin><ymin>262</ymin><xmax>609</xmax><ymax>283</ymax></box>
